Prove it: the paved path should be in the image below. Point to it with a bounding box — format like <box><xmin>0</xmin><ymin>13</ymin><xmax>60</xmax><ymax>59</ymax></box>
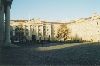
<box><xmin>0</xmin><ymin>42</ymin><xmax>100</xmax><ymax>65</ymax></box>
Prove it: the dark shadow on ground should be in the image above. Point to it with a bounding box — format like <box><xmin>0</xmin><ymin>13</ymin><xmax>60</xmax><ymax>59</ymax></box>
<box><xmin>42</xmin><ymin>42</ymin><xmax>100</xmax><ymax>65</ymax></box>
<box><xmin>0</xmin><ymin>42</ymin><xmax>100</xmax><ymax>65</ymax></box>
<box><xmin>12</xmin><ymin>40</ymin><xmax>85</xmax><ymax>47</ymax></box>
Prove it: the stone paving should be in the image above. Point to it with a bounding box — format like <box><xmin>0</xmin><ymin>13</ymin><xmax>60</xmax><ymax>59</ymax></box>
<box><xmin>0</xmin><ymin>42</ymin><xmax>100</xmax><ymax>66</ymax></box>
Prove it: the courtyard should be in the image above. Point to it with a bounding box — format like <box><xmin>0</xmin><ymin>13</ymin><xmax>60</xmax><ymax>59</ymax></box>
<box><xmin>0</xmin><ymin>42</ymin><xmax>100</xmax><ymax>65</ymax></box>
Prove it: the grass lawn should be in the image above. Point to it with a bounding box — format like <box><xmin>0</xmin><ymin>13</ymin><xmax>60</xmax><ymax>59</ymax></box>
<box><xmin>0</xmin><ymin>42</ymin><xmax>100</xmax><ymax>65</ymax></box>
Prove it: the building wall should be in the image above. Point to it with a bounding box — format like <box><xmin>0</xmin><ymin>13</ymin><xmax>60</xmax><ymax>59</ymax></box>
<box><xmin>68</xmin><ymin>15</ymin><xmax>100</xmax><ymax>42</ymax></box>
<box><xmin>10</xmin><ymin>14</ymin><xmax>100</xmax><ymax>42</ymax></box>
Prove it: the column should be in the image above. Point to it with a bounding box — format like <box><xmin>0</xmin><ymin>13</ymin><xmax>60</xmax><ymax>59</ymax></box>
<box><xmin>0</xmin><ymin>0</ymin><xmax>4</xmax><ymax>47</ymax></box>
<box><xmin>13</xmin><ymin>26</ymin><xmax>15</xmax><ymax>36</ymax></box>
<box><xmin>29</xmin><ymin>25</ymin><xmax>32</xmax><ymax>40</ymax></box>
<box><xmin>5</xmin><ymin>3</ymin><xmax>11</xmax><ymax>45</ymax></box>
<box><xmin>37</xmin><ymin>26</ymin><xmax>39</xmax><ymax>40</ymax></box>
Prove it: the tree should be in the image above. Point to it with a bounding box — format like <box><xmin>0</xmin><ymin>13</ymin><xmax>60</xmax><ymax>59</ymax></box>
<box><xmin>56</xmin><ymin>24</ymin><xmax>70</xmax><ymax>41</ymax></box>
<box><xmin>14</xmin><ymin>25</ymin><xmax>26</xmax><ymax>43</ymax></box>
<box><xmin>15</xmin><ymin>25</ymin><xmax>24</xmax><ymax>37</ymax></box>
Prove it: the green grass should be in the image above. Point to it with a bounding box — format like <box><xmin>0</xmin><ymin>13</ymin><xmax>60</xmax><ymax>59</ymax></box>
<box><xmin>34</xmin><ymin>42</ymin><xmax>92</xmax><ymax>51</ymax></box>
<box><xmin>1</xmin><ymin>42</ymin><xmax>100</xmax><ymax>65</ymax></box>
<box><xmin>33</xmin><ymin>42</ymin><xmax>100</xmax><ymax>65</ymax></box>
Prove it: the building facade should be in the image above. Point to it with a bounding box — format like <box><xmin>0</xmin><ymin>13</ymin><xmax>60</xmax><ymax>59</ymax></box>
<box><xmin>67</xmin><ymin>14</ymin><xmax>100</xmax><ymax>42</ymax></box>
<box><xmin>10</xmin><ymin>19</ymin><xmax>64</xmax><ymax>41</ymax></box>
<box><xmin>10</xmin><ymin>14</ymin><xmax>100</xmax><ymax>42</ymax></box>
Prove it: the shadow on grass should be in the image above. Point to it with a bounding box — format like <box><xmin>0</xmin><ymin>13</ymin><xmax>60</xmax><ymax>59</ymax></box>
<box><xmin>0</xmin><ymin>42</ymin><xmax>100</xmax><ymax>65</ymax></box>
<box><xmin>39</xmin><ymin>42</ymin><xmax>100</xmax><ymax>65</ymax></box>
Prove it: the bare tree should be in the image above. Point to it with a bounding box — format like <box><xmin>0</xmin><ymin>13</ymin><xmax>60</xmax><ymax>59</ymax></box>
<box><xmin>56</xmin><ymin>24</ymin><xmax>70</xmax><ymax>41</ymax></box>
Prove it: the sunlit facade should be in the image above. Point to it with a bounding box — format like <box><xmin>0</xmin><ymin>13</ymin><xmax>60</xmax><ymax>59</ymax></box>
<box><xmin>10</xmin><ymin>19</ymin><xmax>63</xmax><ymax>41</ymax></box>
<box><xmin>67</xmin><ymin>13</ymin><xmax>100</xmax><ymax>42</ymax></box>
<box><xmin>10</xmin><ymin>14</ymin><xmax>100</xmax><ymax>42</ymax></box>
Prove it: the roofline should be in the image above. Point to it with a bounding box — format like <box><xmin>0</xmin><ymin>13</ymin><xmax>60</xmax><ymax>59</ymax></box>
<box><xmin>11</xmin><ymin>20</ymin><xmax>28</xmax><ymax>22</ymax></box>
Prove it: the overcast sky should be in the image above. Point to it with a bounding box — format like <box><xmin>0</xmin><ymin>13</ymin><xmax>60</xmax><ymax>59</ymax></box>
<box><xmin>11</xmin><ymin>0</ymin><xmax>100</xmax><ymax>21</ymax></box>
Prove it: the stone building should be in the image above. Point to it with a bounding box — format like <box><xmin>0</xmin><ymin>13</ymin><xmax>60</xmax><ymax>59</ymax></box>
<box><xmin>67</xmin><ymin>13</ymin><xmax>100</xmax><ymax>42</ymax></box>
<box><xmin>10</xmin><ymin>13</ymin><xmax>100</xmax><ymax>42</ymax></box>
<box><xmin>10</xmin><ymin>19</ymin><xmax>64</xmax><ymax>41</ymax></box>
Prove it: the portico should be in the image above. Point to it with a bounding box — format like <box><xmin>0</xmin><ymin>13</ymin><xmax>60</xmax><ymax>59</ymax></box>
<box><xmin>0</xmin><ymin>0</ymin><xmax>13</xmax><ymax>47</ymax></box>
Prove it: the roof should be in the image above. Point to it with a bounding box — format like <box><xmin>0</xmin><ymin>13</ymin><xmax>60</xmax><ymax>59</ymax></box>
<box><xmin>11</xmin><ymin>20</ymin><xmax>28</xmax><ymax>22</ymax></box>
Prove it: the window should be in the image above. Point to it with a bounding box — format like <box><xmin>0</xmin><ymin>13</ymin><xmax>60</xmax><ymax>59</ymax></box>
<box><xmin>97</xmin><ymin>22</ymin><xmax>98</xmax><ymax>25</ymax></box>
<box><xmin>38</xmin><ymin>33</ymin><xmax>42</xmax><ymax>36</ymax></box>
<box><xmin>33</xmin><ymin>29</ymin><xmax>34</xmax><ymax>31</ymax></box>
<box><xmin>43</xmin><ymin>28</ymin><xmax>46</xmax><ymax>31</ymax></box>
<box><xmin>39</xmin><ymin>29</ymin><xmax>41</xmax><ymax>31</ymax></box>
<box><xmin>47</xmin><ymin>29</ymin><xmax>49</xmax><ymax>31</ymax></box>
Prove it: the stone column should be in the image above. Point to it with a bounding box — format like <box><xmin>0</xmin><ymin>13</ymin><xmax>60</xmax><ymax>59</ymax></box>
<box><xmin>0</xmin><ymin>0</ymin><xmax>4</xmax><ymax>47</ymax></box>
<box><xmin>13</xmin><ymin>26</ymin><xmax>15</xmax><ymax>36</ymax></box>
<box><xmin>5</xmin><ymin>2</ymin><xmax>11</xmax><ymax>45</ymax></box>
<box><xmin>29</xmin><ymin>25</ymin><xmax>32</xmax><ymax>40</ymax></box>
<box><xmin>37</xmin><ymin>25</ymin><xmax>39</xmax><ymax>40</ymax></box>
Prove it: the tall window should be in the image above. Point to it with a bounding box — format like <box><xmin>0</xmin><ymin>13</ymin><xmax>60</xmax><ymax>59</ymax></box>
<box><xmin>97</xmin><ymin>22</ymin><xmax>98</xmax><ymax>25</ymax></box>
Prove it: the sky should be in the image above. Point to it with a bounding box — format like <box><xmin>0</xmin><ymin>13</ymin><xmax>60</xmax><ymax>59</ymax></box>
<box><xmin>11</xmin><ymin>0</ymin><xmax>100</xmax><ymax>21</ymax></box>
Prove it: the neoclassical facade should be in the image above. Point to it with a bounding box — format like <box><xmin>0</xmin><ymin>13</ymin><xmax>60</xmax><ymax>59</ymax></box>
<box><xmin>10</xmin><ymin>19</ymin><xmax>64</xmax><ymax>41</ymax></box>
<box><xmin>10</xmin><ymin>14</ymin><xmax>100</xmax><ymax>42</ymax></box>
<box><xmin>0</xmin><ymin>0</ymin><xmax>13</xmax><ymax>47</ymax></box>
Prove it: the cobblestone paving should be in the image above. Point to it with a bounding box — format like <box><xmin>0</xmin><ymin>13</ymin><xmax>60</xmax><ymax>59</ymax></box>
<box><xmin>0</xmin><ymin>42</ymin><xmax>100</xmax><ymax>66</ymax></box>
